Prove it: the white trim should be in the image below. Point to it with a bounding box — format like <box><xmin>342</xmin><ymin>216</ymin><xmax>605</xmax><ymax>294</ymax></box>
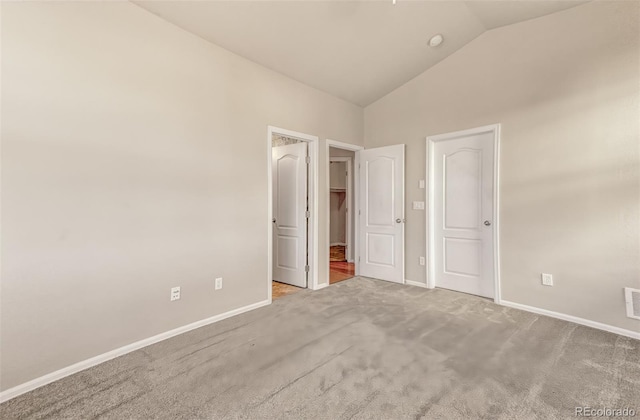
<box><xmin>426</xmin><ymin>124</ymin><xmax>501</xmax><ymax>303</ymax></box>
<box><xmin>501</xmin><ymin>300</ymin><xmax>640</xmax><ymax>341</ymax></box>
<box><xmin>493</xmin><ymin>125</ymin><xmax>502</xmax><ymax>304</ymax></box>
<box><xmin>326</xmin><ymin>139</ymin><xmax>364</xmax><ymax>283</ymax></box>
<box><xmin>268</xmin><ymin>126</ymin><xmax>320</xmax><ymax>294</ymax></box>
<box><xmin>330</xmin><ymin>242</ymin><xmax>347</xmax><ymax>247</ymax></box>
<box><xmin>405</xmin><ymin>279</ymin><xmax>429</xmax><ymax>288</ymax></box>
<box><xmin>326</xmin><ymin>139</ymin><xmax>364</xmax><ymax>151</ymax></box>
<box><xmin>426</xmin><ymin>140</ymin><xmax>433</xmax><ymax>290</ymax></box>
<box><xmin>0</xmin><ymin>299</ymin><xmax>270</xmax><ymax>403</ymax></box>
<box><xmin>354</xmin><ymin>152</ymin><xmax>360</xmax><ymax>275</ymax></box>
<box><xmin>400</xmin><ymin>146</ymin><xmax>406</xmax><ymax>285</ymax></box>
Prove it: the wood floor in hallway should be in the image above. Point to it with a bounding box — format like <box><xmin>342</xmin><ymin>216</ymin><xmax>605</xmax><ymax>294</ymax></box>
<box><xmin>330</xmin><ymin>261</ymin><xmax>355</xmax><ymax>284</ymax></box>
<box><xmin>272</xmin><ymin>260</ymin><xmax>355</xmax><ymax>300</ymax></box>
<box><xmin>272</xmin><ymin>281</ymin><xmax>303</xmax><ymax>299</ymax></box>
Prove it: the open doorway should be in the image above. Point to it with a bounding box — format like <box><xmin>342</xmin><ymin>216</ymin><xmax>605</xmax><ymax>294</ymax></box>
<box><xmin>327</xmin><ymin>140</ymin><xmax>362</xmax><ymax>285</ymax></box>
<box><xmin>268</xmin><ymin>127</ymin><xmax>318</xmax><ymax>300</ymax></box>
<box><xmin>329</xmin><ymin>154</ymin><xmax>354</xmax><ymax>283</ymax></box>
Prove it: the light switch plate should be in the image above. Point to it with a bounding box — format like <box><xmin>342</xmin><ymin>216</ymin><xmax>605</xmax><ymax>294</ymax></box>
<box><xmin>419</xmin><ymin>180</ymin><xmax>425</xmax><ymax>189</ymax></box>
<box><xmin>215</xmin><ymin>277</ymin><xmax>223</xmax><ymax>290</ymax></box>
<box><xmin>412</xmin><ymin>201</ymin><xmax>425</xmax><ymax>210</ymax></box>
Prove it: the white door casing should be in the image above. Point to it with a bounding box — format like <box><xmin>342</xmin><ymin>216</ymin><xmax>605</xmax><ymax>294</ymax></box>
<box><xmin>428</xmin><ymin>125</ymin><xmax>499</xmax><ymax>299</ymax></box>
<box><xmin>357</xmin><ymin>145</ymin><xmax>405</xmax><ymax>283</ymax></box>
<box><xmin>272</xmin><ymin>142</ymin><xmax>308</xmax><ymax>288</ymax></box>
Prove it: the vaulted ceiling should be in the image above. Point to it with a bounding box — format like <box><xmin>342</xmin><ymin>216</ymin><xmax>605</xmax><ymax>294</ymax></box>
<box><xmin>134</xmin><ymin>1</ymin><xmax>586</xmax><ymax>106</ymax></box>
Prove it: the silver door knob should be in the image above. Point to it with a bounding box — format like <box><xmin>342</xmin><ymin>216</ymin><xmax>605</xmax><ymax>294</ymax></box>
<box><xmin>484</xmin><ymin>220</ymin><xmax>491</xmax><ymax>226</ymax></box>
<box><xmin>396</xmin><ymin>218</ymin><xmax>402</xmax><ymax>223</ymax></box>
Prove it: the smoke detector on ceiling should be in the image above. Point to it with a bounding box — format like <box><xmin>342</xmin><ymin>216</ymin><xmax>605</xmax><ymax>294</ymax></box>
<box><xmin>429</xmin><ymin>34</ymin><xmax>444</xmax><ymax>47</ymax></box>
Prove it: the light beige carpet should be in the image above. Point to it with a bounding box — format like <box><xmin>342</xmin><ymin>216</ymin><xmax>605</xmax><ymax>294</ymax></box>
<box><xmin>2</xmin><ymin>277</ymin><xmax>638</xmax><ymax>419</ymax></box>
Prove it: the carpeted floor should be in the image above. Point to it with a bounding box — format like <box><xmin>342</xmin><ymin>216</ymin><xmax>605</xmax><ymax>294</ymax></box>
<box><xmin>2</xmin><ymin>277</ymin><xmax>638</xmax><ymax>419</ymax></box>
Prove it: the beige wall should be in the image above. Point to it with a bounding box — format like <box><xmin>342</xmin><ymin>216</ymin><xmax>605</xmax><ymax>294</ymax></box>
<box><xmin>0</xmin><ymin>2</ymin><xmax>362</xmax><ymax>390</ymax></box>
<box><xmin>330</xmin><ymin>161</ymin><xmax>347</xmax><ymax>191</ymax></box>
<box><xmin>364</xmin><ymin>1</ymin><xmax>640</xmax><ymax>332</ymax></box>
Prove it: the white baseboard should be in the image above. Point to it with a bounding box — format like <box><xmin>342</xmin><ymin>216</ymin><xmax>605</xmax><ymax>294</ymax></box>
<box><xmin>330</xmin><ymin>242</ymin><xmax>346</xmax><ymax>247</ymax></box>
<box><xmin>312</xmin><ymin>282</ymin><xmax>330</xmax><ymax>291</ymax></box>
<box><xmin>500</xmin><ymin>300</ymin><xmax>640</xmax><ymax>341</ymax></box>
<box><xmin>405</xmin><ymin>279</ymin><xmax>430</xmax><ymax>288</ymax></box>
<box><xmin>0</xmin><ymin>299</ymin><xmax>271</xmax><ymax>403</ymax></box>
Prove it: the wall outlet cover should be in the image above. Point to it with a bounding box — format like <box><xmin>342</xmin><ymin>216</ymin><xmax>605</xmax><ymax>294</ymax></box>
<box><xmin>412</xmin><ymin>201</ymin><xmax>425</xmax><ymax>210</ymax></box>
<box><xmin>624</xmin><ymin>287</ymin><xmax>640</xmax><ymax>320</ymax></box>
<box><xmin>419</xmin><ymin>257</ymin><xmax>425</xmax><ymax>266</ymax></box>
<box><xmin>541</xmin><ymin>273</ymin><xmax>553</xmax><ymax>286</ymax></box>
<box><xmin>215</xmin><ymin>278</ymin><xmax>223</xmax><ymax>290</ymax></box>
<box><xmin>170</xmin><ymin>286</ymin><xmax>181</xmax><ymax>301</ymax></box>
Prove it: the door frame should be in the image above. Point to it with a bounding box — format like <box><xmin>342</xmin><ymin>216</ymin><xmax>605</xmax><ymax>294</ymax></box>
<box><xmin>328</xmin><ymin>157</ymin><xmax>353</xmax><ymax>262</ymax></box>
<box><xmin>326</xmin><ymin>140</ymin><xmax>363</xmax><ymax>281</ymax></box>
<box><xmin>267</xmin><ymin>126</ymin><xmax>319</xmax><ymax>303</ymax></box>
<box><xmin>426</xmin><ymin>124</ymin><xmax>502</xmax><ymax>303</ymax></box>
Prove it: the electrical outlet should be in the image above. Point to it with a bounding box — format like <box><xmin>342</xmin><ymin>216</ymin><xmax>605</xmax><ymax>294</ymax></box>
<box><xmin>419</xmin><ymin>257</ymin><xmax>425</xmax><ymax>266</ymax></box>
<box><xmin>419</xmin><ymin>180</ymin><xmax>425</xmax><ymax>189</ymax></box>
<box><xmin>170</xmin><ymin>286</ymin><xmax>181</xmax><ymax>301</ymax></box>
<box><xmin>412</xmin><ymin>201</ymin><xmax>425</xmax><ymax>210</ymax></box>
<box><xmin>215</xmin><ymin>277</ymin><xmax>223</xmax><ymax>290</ymax></box>
<box><xmin>541</xmin><ymin>273</ymin><xmax>553</xmax><ymax>286</ymax></box>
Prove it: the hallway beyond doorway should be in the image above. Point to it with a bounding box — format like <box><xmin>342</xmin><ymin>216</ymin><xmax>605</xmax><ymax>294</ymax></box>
<box><xmin>330</xmin><ymin>245</ymin><xmax>355</xmax><ymax>284</ymax></box>
<box><xmin>330</xmin><ymin>262</ymin><xmax>355</xmax><ymax>284</ymax></box>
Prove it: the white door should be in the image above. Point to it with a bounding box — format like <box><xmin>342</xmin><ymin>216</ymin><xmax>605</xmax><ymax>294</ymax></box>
<box><xmin>357</xmin><ymin>145</ymin><xmax>405</xmax><ymax>283</ymax></box>
<box><xmin>273</xmin><ymin>142</ymin><xmax>308</xmax><ymax>288</ymax></box>
<box><xmin>431</xmin><ymin>129</ymin><xmax>495</xmax><ymax>298</ymax></box>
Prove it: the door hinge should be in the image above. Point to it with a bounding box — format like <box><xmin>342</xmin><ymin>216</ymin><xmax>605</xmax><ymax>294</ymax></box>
<box><xmin>306</xmin><ymin>156</ymin><xmax>311</xmax><ymax>164</ymax></box>
<box><xmin>305</xmin><ymin>210</ymin><xmax>310</xmax><ymax>218</ymax></box>
<box><xmin>359</xmin><ymin>209</ymin><xmax>361</xmax><ymax>216</ymax></box>
<box><xmin>305</xmin><ymin>265</ymin><xmax>310</xmax><ymax>273</ymax></box>
<box><xmin>358</xmin><ymin>256</ymin><xmax>361</xmax><ymax>262</ymax></box>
